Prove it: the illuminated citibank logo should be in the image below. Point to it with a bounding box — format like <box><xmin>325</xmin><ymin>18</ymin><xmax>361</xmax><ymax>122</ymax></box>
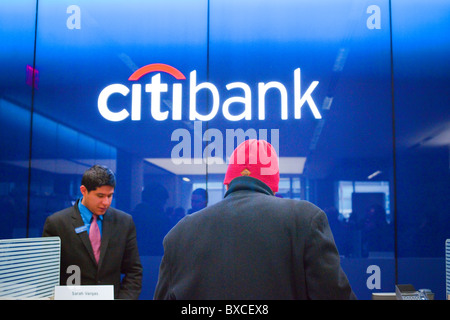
<box><xmin>97</xmin><ymin>63</ymin><xmax>322</xmax><ymax>122</ymax></box>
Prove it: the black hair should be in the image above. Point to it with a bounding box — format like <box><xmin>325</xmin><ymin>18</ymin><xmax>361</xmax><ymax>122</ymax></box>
<box><xmin>81</xmin><ymin>165</ymin><xmax>116</xmax><ymax>192</ymax></box>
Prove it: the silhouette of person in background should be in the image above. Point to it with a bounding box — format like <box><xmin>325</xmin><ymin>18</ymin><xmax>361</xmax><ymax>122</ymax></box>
<box><xmin>187</xmin><ymin>188</ymin><xmax>208</xmax><ymax>215</ymax></box>
<box><xmin>324</xmin><ymin>206</ymin><xmax>348</xmax><ymax>256</ymax></box>
<box><xmin>166</xmin><ymin>206</ymin><xmax>186</xmax><ymax>228</ymax></box>
<box><xmin>360</xmin><ymin>204</ymin><xmax>393</xmax><ymax>257</ymax></box>
<box><xmin>132</xmin><ymin>183</ymin><xmax>172</xmax><ymax>256</ymax></box>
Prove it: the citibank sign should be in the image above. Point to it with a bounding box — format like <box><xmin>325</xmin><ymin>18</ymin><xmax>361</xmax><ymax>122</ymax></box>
<box><xmin>97</xmin><ymin>63</ymin><xmax>322</xmax><ymax>122</ymax></box>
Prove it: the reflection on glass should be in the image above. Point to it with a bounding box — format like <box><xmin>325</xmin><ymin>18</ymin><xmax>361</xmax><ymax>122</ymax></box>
<box><xmin>0</xmin><ymin>0</ymin><xmax>448</xmax><ymax>299</ymax></box>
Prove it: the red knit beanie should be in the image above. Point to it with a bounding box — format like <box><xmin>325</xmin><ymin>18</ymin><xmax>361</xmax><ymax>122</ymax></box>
<box><xmin>224</xmin><ymin>139</ymin><xmax>280</xmax><ymax>193</ymax></box>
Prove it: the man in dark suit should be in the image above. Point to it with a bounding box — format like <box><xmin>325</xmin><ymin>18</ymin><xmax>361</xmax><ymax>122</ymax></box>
<box><xmin>43</xmin><ymin>165</ymin><xmax>142</xmax><ymax>299</ymax></box>
<box><xmin>154</xmin><ymin>140</ymin><xmax>356</xmax><ymax>300</ymax></box>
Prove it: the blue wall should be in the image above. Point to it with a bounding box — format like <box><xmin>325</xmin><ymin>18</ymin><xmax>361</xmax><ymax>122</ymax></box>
<box><xmin>0</xmin><ymin>0</ymin><xmax>449</xmax><ymax>299</ymax></box>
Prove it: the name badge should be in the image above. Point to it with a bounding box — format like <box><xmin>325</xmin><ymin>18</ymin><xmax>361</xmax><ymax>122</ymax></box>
<box><xmin>75</xmin><ymin>225</ymin><xmax>88</xmax><ymax>234</ymax></box>
<box><xmin>54</xmin><ymin>285</ymin><xmax>114</xmax><ymax>300</ymax></box>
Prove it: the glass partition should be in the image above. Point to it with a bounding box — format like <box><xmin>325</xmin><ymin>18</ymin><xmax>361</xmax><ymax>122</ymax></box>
<box><xmin>392</xmin><ymin>0</ymin><xmax>450</xmax><ymax>299</ymax></box>
<box><xmin>0</xmin><ymin>0</ymin><xmax>448</xmax><ymax>299</ymax></box>
<box><xmin>0</xmin><ymin>0</ymin><xmax>37</xmax><ymax>239</ymax></box>
<box><xmin>208</xmin><ymin>0</ymin><xmax>395</xmax><ymax>299</ymax></box>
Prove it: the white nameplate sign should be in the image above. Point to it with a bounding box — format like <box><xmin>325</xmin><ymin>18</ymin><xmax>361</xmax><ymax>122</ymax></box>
<box><xmin>54</xmin><ymin>285</ymin><xmax>114</xmax><ymax>300</ymax></box>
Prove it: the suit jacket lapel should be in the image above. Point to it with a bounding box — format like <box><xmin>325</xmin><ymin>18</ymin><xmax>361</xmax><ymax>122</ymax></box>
<box><xmin>71</xmin><ymin>202</ymin><xmax>97</xmax><ymax>266</ymax></box>
<box><xmin>98</xmin><ymin>209</ymin><xmax>112</xmax><ymax>270</ymax></box>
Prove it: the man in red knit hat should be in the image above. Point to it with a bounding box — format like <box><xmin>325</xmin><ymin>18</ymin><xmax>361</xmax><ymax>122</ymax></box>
<box><xmin>224</xmin><ymin>139</ymin><xmax>280</xmax><ymax>193</ymax></box>
<box><xmin>154</xmin><ymin>139</ymin><xmax>356</xmax><ymax>300</ymax></box>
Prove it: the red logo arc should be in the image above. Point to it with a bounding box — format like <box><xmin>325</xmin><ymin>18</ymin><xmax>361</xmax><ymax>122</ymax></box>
<box><xmin>128</xmin><ymin>63</ymin><xmax>186</xmax><ymax>81</ymax></box>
